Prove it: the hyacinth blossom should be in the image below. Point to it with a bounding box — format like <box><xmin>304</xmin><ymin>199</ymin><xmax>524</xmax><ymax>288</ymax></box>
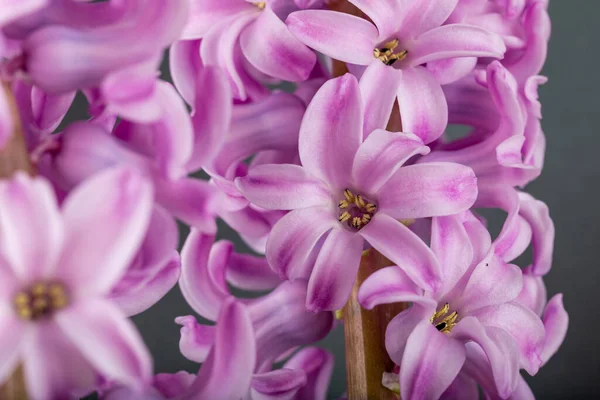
<box><xmin>0</xmin><ymin>0</ymin><xmax>567</xmax><ymax>399</ymax></box>
<box><xmin>237</xmin><ymin>73</ymin><xmax>479</xmax><ymax>311</ymax></box>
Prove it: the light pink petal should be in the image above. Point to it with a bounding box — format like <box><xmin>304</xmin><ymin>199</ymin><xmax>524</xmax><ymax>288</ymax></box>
<box><xmin>153</xmin><ymin>372</ymin><xmax>196</xmax><ymax>398</ymax></box>
<box><xmin>181</xmin><ymin>0</ymin><xmax>255</xmax><ymax>39</ymax></box>
<box><xmin>22</xmin><ymin>322</ymin><xmax>97</xmax><ymax>400</ymax></box>
<box><xmin>0</xmin><ymin>0</ymin><xmax>47</xmax><ymax>27</ymax></box>
<box><xmin>408</xmin><ymin>24</ymin><xmax>506</xmax><ymax>66</ymax></box>
<box><xmin>348</xmin><ymin>0</ymin><xmax>408</xmax><ymax>39</ymax></box>
<box><xmin>58</xmin><ymin>167</ymin><xmax>153</xmax><ymax>295</ymax></box>
<box><xmin>180</xmin><ymin>231</ymin><xmax>228</xmax><ymax>321</ymax></box>
<box><xmin>29</xmin><ymin>85</ymin><xmax>76</xmax><ymax>134</ymax></box>
<box><xmin>0</xmin><ymin>88</ymin><xmax>13</xmax><ymax>149</ymax></box>
<box><xmin>451</xmin><ymin>317</ymin><xmax>520</xmax><ymax>398</ymax></box>
<box><xmin>236</xmin><ymin>164</ymin><xmax>332</xmax><ymax>210</ymax></box>
<box><xmin>0</xmin><ymin>173</ymin><xmax>63</xmax><ymax>281</ymax></box>
<box><xmin>306</xmin><ymin>227</ymin><xmax>363</xmax><ymax>311</ymax></box>
<box><xmin>56</xmin><ymin>299</ymin><xmax>152</xmax><ymax>389</ymax></box>
<box><xmin>359</xmin><ymin>59</ymin><xmax>403</xmax><ymax>137</ymax></box>
<box><xmin>402</xmin><ymin>0</ymin><xmax>460</xmax><ymax>37</ymax></box>
<box><xmin>0</xmin><ymin>303</ymin><xmax>25</xmax><ymax>385</ymax></box>
<box><xmin>299</xmin><ymin>74</ymin><xmax>363</xmax><ymax>189</ymax></box>
<box><xmin>358</xmin><ymin>266</ymin><xmax>436</xmax><ymax>310</ymax></box>
<box><xmin>251</xmin><ymin>369</ymin><xmax>307</xmax><ymax>400</ymax></box>
<box><xmin>427</xmin><ymin>57</ymin><xmax>477</xmax><ymax>85</ymax></box>
<box><xmin>241</xmin><ymin>8</ymin><xmax>316</xmax><ymax>82</ymax></box>
<box><xmin>400</xmin><ymin>321</ymin><xmax>466</xmax><ymax>400</ymax></box>
<box><xmin>508</xmin><ymin>376</ymin><xmax>535</xmax><ymax>400</ymax></box>
<box><xmin>516</xmin><ymin>272</ymin><xmax>547</xmax><ymax>317</ymax></box>
<box><xmin>473</xmin><ymin>302</ymin><xmax>545</xmax><ymax>375</ymax></box>
<box><xmin>182</xmin><ymin>298</ymin><xmax>256</xmax><ymax>400</ymax></box>
<box><xmin>396</xmin><ymin>66</ymin><xmax>448</xmax><ymax>144</ymax></box>
<box><xmin>440</xmin><ymin>372</ymin><xmax>478</xmax><ymax>400</ymax></box>
<box><xmin>518</xmin><ymin>192</ymin><xmax>554</xmax><ymax>276</ymax></box>
<box><xmin>359</xmin><ymin>213</ymin><xmax>441</xmax><ymax>292</ymax></box>
<box><xmin>266</xmin><ymin>206</ymin><xmax>336</xmax><ymax>280</ymax></box>
<box><xmin>169</xmin><ymin>40</ymin><xmax>203</xmax><ymax>106</ymax></box>
<box><xmin>352</xmin><ymin>129</ymin><xmax>429</xmax><ymax>194</ymax></box>
<box><xmin>175</xmin><ymin>315</ymin><xmax>216</xmax><ymax>363</ymax></box>
<box><xmin>378</xmin><ymin>162</ymin><xmax>478</xmax><ymax>219</ymax></box>
<box><xmin>187</xmin><ymin>66</ymin><xmax>232</xmax><ymax>171</ymax></box>
<box><xmin>541</xmin><ymin>294</ymin><xmax>569</xmax><ymax>365</ymax></box>
<box><xmin>456</xmin><ymin>255</ymin><xmax>523</xmax><ymax>315</ymax></box>
<box><xmin>226</xmin><ymin>251</ymin><xmax>282</xmax><ymax>291</ymax></box>
<box><xmin>462</xmin><ymin>212</ymin><xmax>493</xmax><ymax>266</ymax></box>
<box><xmin>284</xmin><ymin>348</ymin><xmax>334</xmax><ymax>400</ymax></box>
<box><xmin>385</xmin><ymin>305</ymin><xmax>434</xmax><ymax>366</ymax></box>
<box><xmin>286</xmin><ymin>10</ymin><xmax>378</xmax><ymax>65</ymax></box>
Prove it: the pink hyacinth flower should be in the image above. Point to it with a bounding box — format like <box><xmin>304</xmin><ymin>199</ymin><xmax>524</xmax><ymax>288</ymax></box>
<box><xmin>236</xmin><ymin>74</ymin><xmax>478</xmax><ymax>311</ymax></box>
<box><xmin>286</xmin><ymin>0</ymin><xmax>506</xmax><ymax>143</ymax></box>
<box><xmin>0</xmin><ymin>168</ymin><xmax>153</xmax><ymax>399</ymax></box>
<box><xmin>359</xmin><ymin>213</ymin><xmax>545</xmax><ymax>399</ymax></box>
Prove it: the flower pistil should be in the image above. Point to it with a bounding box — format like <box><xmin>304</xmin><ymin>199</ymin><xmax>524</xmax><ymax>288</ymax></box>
<box><xmin>13</xmin><ymin>282</ymin><xmax>69</xmax><ymax>320</ymax></box>
<box><xmin>373</xmin><ymin>39</ymin><xmax>408</xmax><ymax>66</ymax></box>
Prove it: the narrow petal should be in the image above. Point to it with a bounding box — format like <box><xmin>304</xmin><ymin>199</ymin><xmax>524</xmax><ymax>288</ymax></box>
<box><xmin>518</xmin><ymin>192</ymin><xmax>554</xmax><ymax>276</ymax></box>
<box><xmin>352</xmin><ymin>129</ymin><xmax>429</xmax><ymax>194</ymax></box>
<box><xmin>473</xmin><ymin>302</ymin><xmax>545</xmax><ymax>375</ymax></box>
<box><xmin>181</xmin><ymin>0</ymin><xmax>255</xmax><ymax>39</ymax></box>
<box><xmin>408</xmin><ymin>24</ymin><xmax>506</xmax><ymax>66</ymax></box>
<box><xmin>541</xmin><ymin>294</ymin><xmax>569</xmax><ymax>364</ymax></box>
<box><xmin>251</xmin><ymin>369</ymin><xmax>307</xmax><ymax>400</ymax></box>
<box><xmin>431</xmin><ymin>215</ymin><xmax>474</xmax><ymax>298</ymax></box>
<box><xmin>306</xmin><ymin>227</ymin><xmax>363</xmax><ymax>311</ymax></box>
<box><xmin>175</xmin><ymin>315</ymin><xmax>216</xmax><ymax>363</ymax></box>
<box><xmin>516</xmin><ymin>272</ymin><xmax>547</xmax><ymax>317</ymax></box>
<box><xmin>169</xmin><ymin>40</ymin><xmax>203</xmax><ymax>106</ymax></box>
<box><xmin>396</xmin><ymin>66</ymin><xmax>448</xmax><ymax>144</ymax></box>
<box><xmin>451</xmin><ymin>317</ymin><xmax>520</xmax><ymax>398</ymax></box>
<box><xmin>236</xmin><ymin>164</ymin><xmax>332</xmax><ymax>210</ymax></box>
<box><xmin>400</xmin><ymin>321</ymin><xmax>466</xmax><ymax>400</ymax></box>
<box><xmin>0</xmin><ymin>304</ymin><xmax>25</xmax><ymax>385</ymax></box>
<box><xmin>440</xmin><ymin>372</ymin><xmax>478</xmax><ymax>400</ymax></box>
<box><xmin>0</xmin><ymin>173</ymin><xmax>63</xmax><ymax>281</ymax></box>
<box><xmin>283</xmin><ymin>348</ymin><xmax>334</xmax><ymax>400</ymax></box>
<box><xmin>359</xmin><ymin>213</ymin><xmax>441</xmax><ymax>292</ymax></box>
<box><xmin>359</xmin><ymin>62</ymin><xmax>403</xmax><ymax>137</ymax></box>
<box><xmin>153</xmin><ymin>372</ymin><xmax>196</xmax><ymax>398</ymax></box>
<box><xmin>22</xmin><ymin>323</ymin><xmax>97</xmax><ymax>400</ymax></box>
<box><xmin>56</xmin><ymin>299</ymin><xmax>152</xmax><ymax>388</ymax></box>
<box><xmin>180</xmin><ymin>231</ymin><xmax>228</xmax><ymax>321</ymax></box>
<box><xmin>378</xmin><ymin>162</ymin><xmax>478</xmax><ymax>219</ymax></box>
<box><xmin>266</xmin><ymin>206</ymin><xmax>337</xmax><ymax>280</ymax></box>
<box><xmin>399</xmin><ymin>0</ymin><xmax>460</xmax><ymax>37</ymax></box>
<box><xmin>226</xmin><ymin>252</ymin><xmax>282</xmax><ymax>291</ymax></box>
<box><xmin>241</xmin><ymin>8</ymin><xmax>316</xmax><ymax>82</ymax></box>
<box><xmin>58</xmin><ymin>167</ymin><xmax>153</xmax><ymax>296</ymax></box>
<box><xmin>348</xmin><ymin>0</ymin><xmax>408</xmax><ymax>39</ymax></box>
<box><xmin>298</xmin><ymin>74</ymin><xmax>363</xmax><ymax>189</ymax></box>
<box><xmin>427</xmin><ymin>57</ymin><xmax>477</xmax><ymax>85</ymax></box>
<box><xmin>182</xmin><ymin>298</ymin><xmax>256</xmax><ymax>400</ymax></box>
<box><xmin>358</xmin><ymin>266</ymin><xmax>434</xmax><ymax>309</ymax></box>
<box><xmin>386</xmin><ymin>305</ymin><xmax>436</xmax><ymax>365</ymax></box>
<box><xmin>286</xmin><ymin>10</ymin><xmax>378</xmax><ymax>65</ymax></box>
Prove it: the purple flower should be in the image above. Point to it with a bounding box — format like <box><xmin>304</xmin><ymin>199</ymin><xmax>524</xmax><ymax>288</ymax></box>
<box><xmin>236</xmin><ymin>74</ymin><xmax>478</xmax><ymax>311</ymax></box>
<box><xmin>359</xmin><ymin>213</ymin><xmax>545</xmax><ymax>399</ymax></box>
<box><xmin>286</xmin><ymin>0</ymin><xmax>506</xmax><ymax>142</ymax></box>
<box><xmin>0</xmin><ymin>0</ymin><xmax>47</xmax><ymax>28</ymax></box>
<box><xmin>0</xmin><ymin>168</ymin><xmax>153</xmax><ymax>399</ymax></box>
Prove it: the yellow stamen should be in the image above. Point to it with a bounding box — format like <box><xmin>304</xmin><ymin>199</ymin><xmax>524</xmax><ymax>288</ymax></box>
<box><xmin>362</xmin><ymin>214</ymin><xmax>371</xmax><ymax>224</ymax></box>
<box><xmin>355</xmin><ymin>194</ymin><xmax>366</xmax><ymax>209</ymax></box>
<box><xmin>365</xmin><ymin>203</ymin><xmax>377</xmax><ymax>213</ymax></box>
<box><xmin>374</xmin><ymin>39</ymin><xmax>408</xmax><ymax>66</ymax></box>
<box><xmin>339</xmin><ymin>200</ymin><xmax>350</xmax><ymax>209</ymax></box>
<box><xmin>344</xmin><ymin>189</ymin><xmax>355</xmax><ymax>202</ymax></box>
<box><xmin>334</xmin><ymin>309</ymin><xmax>344</xmax><ymax>320</ymax></box>
<box><xmin>253</xmin><ymin>1</ymin><xmax>266</xmax><ymax>10</ymax></box>
<box><xmin>14</xmin><ymin>292</ymin><xmax>30</xmax><ymax>305</ymax></box>
<box><xmin>352</xmin><ymin>217</ymin><xmax>362</xmax><ymax>229</ymax></box>
<box><xmin>339</xmin><ymin>211</ymin><xmax>351</xmax><ymax>223</ymax></box>
<box><xmin>430</xmin><ymin>303</ymin><xmax>459</xmax><ymax>334</ymax></box>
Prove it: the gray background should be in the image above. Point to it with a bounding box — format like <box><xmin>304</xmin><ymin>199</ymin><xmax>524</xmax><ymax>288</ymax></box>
<box><xmin>67</xmin><ymin>2</ymin><xmax>598</xmax><ymax>398</ymax></box>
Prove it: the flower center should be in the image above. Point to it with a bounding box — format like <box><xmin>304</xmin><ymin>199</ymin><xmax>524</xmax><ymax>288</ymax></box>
<box><xmin>253</xmin><ymin>1</ymin><xmax>266</xmax><ymax>10</ymax></box>
<box><xmin>13</xmin><ymin>282</ymin><xmax>69</xmax><ymax>320</ymax></box>
<box><xmin>373</xmin><ymin>39</ymin><xmax>408</xmax><ymax>66</ymax></box>
<box><xmin>430</xmin><ymin>303</ymin><xmax>459</xmax><ymax>334</ymax></box>
<box><xmin>338</xmin><ymin>189</ymin><xmax>377</xmax><ymax>230</ymax></box>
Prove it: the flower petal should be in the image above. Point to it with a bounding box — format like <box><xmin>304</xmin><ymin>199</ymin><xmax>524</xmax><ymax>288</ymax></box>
<box><xmin>236</xmin><ymin>164</ymin><xmax>332</xmax><ymax>210</ymax></box>
<box><xmin>266</xmin><ymin>206</ymin><xmax>337</xmax><ymax>280</ymax></box>
<box><xmin>241</xmin><ymin>8</ymin><xmax>316</xmax><ymax>82</ymax></box>
<box><xmin>427</xmin><ymin>57</ymin><xmax>477</xmax><ymax>85</ymax></box>
<box><xmin>396</xmin><ymin>66</ymin><xmax>448</xmax><ymax>144</ymax></box>
<box><xmin>0</xmin><ymin>303</ymin><xmax>25</xmax><ymax>385</ymax></box>
<box><xmin>175</xmin><ymin>315</ymin><xmax>216</xmax><ymax>363</ymax></box>
<box><xmin>541</xmin><ymin>294</ymin><xmax>568</xmax><ymax>365</ymax></box>
<box><xmin>286</xmin><ymin>10</ymin><xmax>378</xmax><ymax>65</ymax></box>
<box><xmin>359</xmin><ymin>213</ymin><xmax>441</xmax><ymax>292</ymax></box>
<box><xmin>400</xmin><ymin>321</ymin><xmax>466</xmax><ymax>400</ymax></box>
<box><xmin>283</xmin><ymin>348</ymin><xmax>334</xmax><ymax>400</ymax></box>
<box><xmin>299</xmin><ymin>74</ymin><xmax>363</xmax><ymax>189</ymax></box>
<box><xmin>0</xmin><ymin>0</ymin><xmax>47</xmax><ymax>27</ymax></box>
<box><xmin>518</xmin><ymin>192</ymin><xmax>554</xmax><ymax>276</ymax></box>
<box><xmin>352</xmin><ymin>129</ymin><xmax>429</xmax><ymax>194</ymax></box>
<box><xmin>516</xmin><ymin>272</ymin><xmax>547</xmax><ymax>317</ymax></box>
<box><xmin>181</xmin><ymin>0</ymin><xmax>255</xmax><ymax>39</ymax></box>
<box><xmin>251</xmin><ymin>369</ymin><xmax>307</xmax><ymax>400</ymax></box>
<box><xmin>58</xmin><ymin>167</ymin><xmax>153</xmax><ymax>296</ymax></box>
<box><xmin>385</xmin><ymin>304</ymin><xmax>435</xmax><ymax>365</ymax></box>
<box><xmin>169</xmin><ymin>40</ymin><xmax>203</xmax><ymax>106</ymax></box>
<box><xmin>440</xmin><ymin>372</ymin><xmax>478</xmax><ymax>400</ymax></box>
<box><xmin>473</xmin><ymin>302</ymin><xmax>545</xmax><ymax>375</ymax></box>
<box><xmin>408</xmin><ymin>24</ymin><xmax>506</xmax><ymax>66</ymax></box>
<box><xmin>182</xmin><ymin>298</ymin><xmax>256</xmax><ymax>400</ymax></box>
<box><xmin>56</xmin><ymin>299</ymin><xmax>152</xmax><ymax>389</ymax></box>
<box><xmin>0</xmin><ymin>173</ymin><xmax>63</xmax><ymax>281</ymax></box>
<box><xmin>306</xmin><ymin>227</ymin><xmax>363</xmax><ymax>311</ymax></box>
<box><xmin>399</xmin><ymin>0</ymin><xmax>460</xmax><ymax>37</ymax></box>
<box><xmin>378</xmin><ymin>162</ymin><xmax>478</xmax><ymax>219</ymax></box>
<box><xmin>226</xmin><ymin>251</ymin><xmax>282</xmax><ymax>291</ymax></box>
<box><xmin>359</xmin><ymin>62</ymin><xmax>403</xmax><ymax>137</ymax></box>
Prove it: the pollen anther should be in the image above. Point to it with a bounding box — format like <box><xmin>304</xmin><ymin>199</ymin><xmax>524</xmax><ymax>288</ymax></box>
<box><xmin>374</xmin><ymin>39</ymin><xmax>408</xmax><ymax>66</ymax></box>
<box><xmin>430</xmin><ymin>303</ymin><xmax>459</xmax><ymax>334</ymax></box>
<box><xmin>337</xmin><ymin>189</ymin><xmax>377</xmax><ymax>230</ymax></box>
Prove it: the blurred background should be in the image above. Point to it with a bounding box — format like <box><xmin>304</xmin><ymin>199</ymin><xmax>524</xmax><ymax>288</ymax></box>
<box><xmin>63</xmin><ymin>2</ymin><xmax>598</xmax><ymax>398</ymax></box>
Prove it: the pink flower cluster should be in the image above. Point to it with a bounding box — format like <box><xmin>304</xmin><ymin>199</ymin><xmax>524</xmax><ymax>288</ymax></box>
<box><xmin>0</xmin><ymin>0</ymin><xmax>566</xmax><ymax>399</ymax></box>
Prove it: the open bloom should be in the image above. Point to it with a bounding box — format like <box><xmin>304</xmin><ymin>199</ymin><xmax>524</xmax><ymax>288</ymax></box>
<box><xmin>236</xmin><ymin>74</ymin><xmax>478</xmax><ymax>311</ymax></box>
<box><xmin>286</xmin><ymin>0</ymin><xmax>506</xmax><ymax>142</ymax></box>
<box><xmin>359</xmin><ymin>213</ymin><xmax>545</xmax><ymax>399</ymax></box>
<box><xmin>0</xmin><ymin>168</ymin><xmax>153</xmax><ymax>399</ymax></box>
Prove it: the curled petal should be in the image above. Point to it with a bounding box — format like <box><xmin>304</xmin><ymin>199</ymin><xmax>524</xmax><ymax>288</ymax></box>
<box><xmin>181</xmin><ymin>0</ymin><xmax>255</xmax><ymax>39</ymax></box>
<box><xmin>227</xmin><ymin>251</ymin><xmax>283</xmax><ymax>291</ymax></box>
<box><xmin>169</xmin><ymin>40</ymin><xmax>203</xmax><ymax>106</ymax></box>
<box><xmin>518</xmin><ymin>192</ymin><xmax>554</xmax><ymax>276</ymax></box>
<box><xmin>284</xmin><ymin>348</ymin><xmax>334</xmax><ymax>400</ymax></box>
<box><xmin>175</xmin><ymin>316</ymin><xmax>216</xmax><ymax>364</ymax></box>
<box><xmin>440</xmin><ymin>372</ymin><xmax>478</xmax><ymax>400</ymax></box>
<box><xmin>385</xmin><ymin>305</ymin><xmax>435</xmax><ymax>365</ymax></box>
<box><xmin>250</xmin><ymin>369</ymin><xmax>307</xmax><ymax>400</ymax></box>
<box><xmin>516</xmin><ymin>272</ymin><xmax>547</xmax><ymax>317</ymax></box>
<box><xmin>358</xmin><ymin>266</ymin><xmax>433</xmax><ymax>310</ymax></box>
<box><xmin>541</xmin><ymin>294</ymin><xmax>568</xmax><ymax>365</ymax></box>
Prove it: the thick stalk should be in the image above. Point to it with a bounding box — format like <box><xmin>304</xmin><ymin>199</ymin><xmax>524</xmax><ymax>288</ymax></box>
<box><xmin>0</xmin><ymin>81</ymin><xmax>31</xmax><ymax>399</ymax></box>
